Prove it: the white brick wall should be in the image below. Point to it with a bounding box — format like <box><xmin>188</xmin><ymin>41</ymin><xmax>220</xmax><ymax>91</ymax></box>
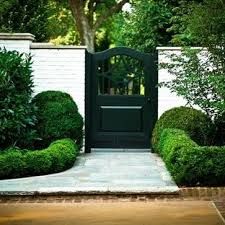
<box><xmin>0</xmin><ymin>33</ymin><xmax>34</xmax><ymax>53</ymax></box>
<box><xmin>0</xmin><ymin>40</ymin><xmax>32</xmax><ymax>53</ymax></box>
<box><xmin>0</xmin><ymin>33</ymin><xmax>86</xmax><ymax>117</ymax></box>
<box><xmin>157</xmin><ymin>47</ymin><xmax>187</xmax><ymax>117</ymax></box>
<box><xmin>157</xmin><ymin>47</ymin><xmax>208</xmax><ymax>117</ymax></box>
<box><xmin>31</xmin><ymin>46</ymin><xmax>86</xmax><ymax>116</ymax></box>
<box><xmin>0</xmin><ymin>33</ymin><xmax>202</xmax><ymax>120</ymax></box>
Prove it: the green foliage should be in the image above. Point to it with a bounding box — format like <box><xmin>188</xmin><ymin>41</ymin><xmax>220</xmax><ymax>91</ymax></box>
<box><xmin>214</xmin><ymin>114</ymin><xmax>225</xmax><ymax>146</ymax></box>
<box><xmin>187</xmin><ymin>0</ymin><xmax>225</xmax><ymax>99</ymax></box>
<box><xmin>158</xmin><ymin>128</ymin><xmax>197</xmax><ymax>156</ymax></box>
<box><xmin>0</xmin><ymin>48</ymin><xmax>36</xmax><ymax>150</ymax></box>
<box><xmin>160</xmin><ymin>47</ymin><xmax>225</xmax><ymax>118</ymax></box>
<box><xmin>32</xmin><ymin>91</ymin><xmax>83</xmax><ymax>149</ymax></box>
<box><xmin>0</xmin><ymin>0</ymin><xmax>49</xmax><ymax>42</ymax></box>
<box><xmin>114</xmin><ymin>0</ymin><xmax>206</xmax><ymax>51</ymax></box>
<box><xmin>46</xmin><ymin>139</ymin><xmax>77</xmax><ymax>172</ymax></box>
<box><xmin>0</xmin><ymin>139</ymin><xmax>78</xmax><ymax>179</ymax></box>
<box><xmin>109</xmin><ymin>13</ymin><xmax>126</xmax><ymax>48</ymax></box>
<box><xmin>117</xmin><ymin>0</ymin><xmax>173</xmax><ymax>52</ymax></box>
<box><xmin>48</xmin><ymin>0</ymin><xmax>80</xmax><ymax>45</ymax></box>
<box><xmin>167</xmin><ymin>0</ymin><xmax>204</xmax><ymax>46</ymax></box>
<box><xmin>33</xmin><ymin>90</ymin><xmax>78</xmax><ymax>109</ymax></box>
<box><xmin>95</xmin><ymin>13</ymin><xmax>123</xmax><ymax>51</ymax></box>
<box><xmin>0</xmin><ymin>0</ymin><xmax>16</xmax><ymax>15</ymax></box>
<box><xmin>187</xmin><ymin>0</ymin><xmax>225</xmax><ymax>49</ymax></box>
<box><xmin>0</xmin><ymin>149</ymin><xmax>26</xmax><ymax>179</ymax></box>
<box><xmin>159</xmin><ymin>128</ymin><xmax>225</xmax><ymax>186</ymax></box>
<box><xmin>159</xmin><ymin>129</ymin><xmax>198</xmax><ymax>179</ymax></box>
<box><xmin>160</xmin><ymin>0</ymin><xmax>225</xmax><ymax>121</ymax></box>
<box><xmin>151</xmin><ymin>106</ymin><xmax>214</xmax><ymax>152</ymax></box>
<box><xmin>0</xmin><ymin>0</ymin><xmax>82</xmax><ymax>44</ymax></box>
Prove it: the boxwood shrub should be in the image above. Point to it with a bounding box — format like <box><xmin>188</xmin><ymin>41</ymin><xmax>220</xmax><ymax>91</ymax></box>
<box><xmin>32</xmin><ymin>91</ymin><xmax>83</xmax><ymax>149</ymax></box>
<box><xmin>151</xmin><ymin>106</ymin><xmax>214</xmax><ymax>152</ymax></box>
<box><xmin>159</xmin><ymin>128</ymin><xmax>225</xmax><ymax>186</ymax></box>
<box><xmin>0</xmin><ymin>138</ymin><xmax>78</xmax><ymax>179</ymax></box>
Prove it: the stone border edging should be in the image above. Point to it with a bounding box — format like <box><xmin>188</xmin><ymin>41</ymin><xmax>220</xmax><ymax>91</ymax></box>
<box><xmin>0</xmin><ymin>190</ymin><xmax>179</xmax><ymax>197</ymax></box>
<box><xmin>0</xmin><ymin>187</ymin><xmax>225</xmax><ymax>201</ymax></box>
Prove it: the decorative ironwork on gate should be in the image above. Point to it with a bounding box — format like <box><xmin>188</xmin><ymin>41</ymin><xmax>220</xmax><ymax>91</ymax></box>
<box><xmin>97</xmin><ymin>55</ymin><xmax>145</xmax><ymax>96</ymax></box>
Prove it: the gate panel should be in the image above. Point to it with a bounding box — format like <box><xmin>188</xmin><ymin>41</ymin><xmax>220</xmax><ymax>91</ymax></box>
<box><xmin>85</xmin><ymin>47</ymin><xmax>157</xmax><ymax>152</ymax></box>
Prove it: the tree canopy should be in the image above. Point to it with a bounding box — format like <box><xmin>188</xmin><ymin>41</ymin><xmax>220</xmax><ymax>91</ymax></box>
<box><xmin>0</xmin><ymin>0</ymin><xmax>49</xmax><ymax>42</ymax></box>
<box><xmin>0</xmin><ymin>0</ymin><xmax>224</xmax><ymax>52</ymax></box>
<box><xmin>160</xmin><ymin>0</ymin><xmax>225</xmax><ymax>118</ymax></box>
<box><xmin>114</xmin><ymin>0</ymin><xmax>208</xmax><ymax>52</ymax></box>
<box><xmin>0</xmin><ymin>0</ymin><xmax>129</xmax><ymax>51</ymax></box>
<box><xmin>115</xmin><ymin>0</ymin><xmax>173</xmax><ymax>52</ymax></box>
<box><xmin>68</xmin><ymin>0</ymin><xmax>129</xmax><ymax>52</ymax></box>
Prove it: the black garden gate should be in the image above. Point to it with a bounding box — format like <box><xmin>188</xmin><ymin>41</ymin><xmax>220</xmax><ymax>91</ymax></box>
<box><xmin>85</xmin><ymin>47</ymin><xmax>158</xmax><ymax>152</ymax></box>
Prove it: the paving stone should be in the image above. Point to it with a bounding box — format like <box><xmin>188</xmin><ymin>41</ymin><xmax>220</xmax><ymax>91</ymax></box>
<box><xmin>0</xmin><ymin>152</ymin><xmax>178</xmax><ymax>194</ymax></box>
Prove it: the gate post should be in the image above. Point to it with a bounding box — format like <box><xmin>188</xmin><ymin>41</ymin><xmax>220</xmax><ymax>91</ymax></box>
<box><xmin>85</xmin><ymin>50</ymin><xmax>92</xmax><ymax>153</ymax></box>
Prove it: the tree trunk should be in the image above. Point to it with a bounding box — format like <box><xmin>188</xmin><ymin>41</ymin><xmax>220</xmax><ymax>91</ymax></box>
<box><xmin>69</xmin><ymin>0</ymin><xmax>129</xmax><ymax>52</ymax></box>
<box><xmin>82</xmin><ymin>23</ymin><xmax>95</xmax><ymax>52</ymax></box>
<box><xmin>69</xmin><ymin>0</ymin><xmax>95</xmax><ymax>52</ymax></box>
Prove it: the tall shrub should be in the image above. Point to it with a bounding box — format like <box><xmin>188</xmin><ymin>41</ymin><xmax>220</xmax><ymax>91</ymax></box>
<box><xmin>160</xmin><ymin>48</ymin><xmax>225</xmax><ymax>118</ymax></box>
<box><xmin>0</xmin><ymin>48</ymin><xmax>36</xmax><ymax>149</ymax></box>
<box><xmin>160</xmin><ymin>0</ymin><xmax>225</xmax><ymax>119</ymax></box>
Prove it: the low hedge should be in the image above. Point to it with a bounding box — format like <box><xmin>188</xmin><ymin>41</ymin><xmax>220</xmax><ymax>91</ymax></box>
<box><xmin>151</xmin><ymin>106</ymin><xmax>214</xmax><ymax>153</ymax></box>
<box><xmin>0</xmin><ymin>138</ymin><xmax>78</xmax><ymax>179</ymax></box>
<box><xmin>159</xmin><ymin>128</ymin><xmax>225</xmax><ymax>186</ymax></box>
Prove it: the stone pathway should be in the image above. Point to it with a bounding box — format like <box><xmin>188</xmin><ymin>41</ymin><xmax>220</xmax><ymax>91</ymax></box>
<box><xmin>0</xmin><ymin>152</ymin><xmax>178</xmax><ymax>195</ymax></box>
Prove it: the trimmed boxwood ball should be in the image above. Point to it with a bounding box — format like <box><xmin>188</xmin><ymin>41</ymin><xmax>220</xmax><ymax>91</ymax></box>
<box><xmin>33</xmin><ymin>91</ymin><xmax>78</xmax><ymax>111</ymax></box>
<box><xmin>151</xmin><ymin>106</ymin><xmax>214</xmax><ymax>152</ymax></box>
<box><xmin>0</xmin><ymin>138</ymin><xmax>78</xmax><ymax>179</ymax></box>
<box><xmin>32</xmin><ymin>91</ymin><xmax>83</xmax><ymax>149</ymax></box>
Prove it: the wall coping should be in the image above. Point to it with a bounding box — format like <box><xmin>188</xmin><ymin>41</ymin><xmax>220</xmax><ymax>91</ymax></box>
<box><xmin>157</xmin><ymin>46</ymin><xmax>207</xmax><ymax>51</ymax></box>
<box><xmin>0</xmin><ymin>33</ymin><xmax>35</xmax><ymax>41</ymax></box>
<box><xmin>31</xmin><ymin>43</ymin><xmax>87</xmax><ymax>49</ymax></box>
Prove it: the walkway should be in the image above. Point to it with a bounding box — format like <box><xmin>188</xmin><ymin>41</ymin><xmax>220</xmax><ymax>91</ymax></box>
<box><xmin>0</xmin><ymin>152</ymin><xmax>178</xmax><ymax>195</ymax></box>
<box><xmin>0</xmin><ymin>201</ymin><xmax>224</xmax><ymax>225</ymax></box>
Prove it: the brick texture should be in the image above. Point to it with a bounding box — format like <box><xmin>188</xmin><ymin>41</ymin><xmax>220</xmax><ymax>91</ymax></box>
<box><xmin>0</xmin><ymin>187</ymin><xmax>225</xmax><ymax>203</ymax></box>
<box><xmin>1</xmin><ymin>188</ymin><xmax>225</xmax><ymax>220</ymax></box>
<box><xmin>31</xmin><ymin>48</ymin><xmax>85</xmax><ymax>117</ymax></box>
<box><xmin>180</xmin><ymin>187</ymin><xmax>225</xmax><ymax>201</ymax></box>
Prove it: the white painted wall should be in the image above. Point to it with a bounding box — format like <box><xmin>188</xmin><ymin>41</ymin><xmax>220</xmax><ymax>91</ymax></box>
<box><xmin>0</xmin><ymin>33</ymin><xmax>199</xmax><ymax>120</ymax></box>
<box><xmin>0</xmin><ymin>40</ymin><xmax>31</xmax><ymax>53</ymax></box>
<box><xmin>0</xmin><ymin>34</ymin><xmax>86</xmax><ymax>117</ymax></box>
<box><xmin>31</xmin><ymin>44</ymin><xmax>86</xmax><ymax>116</ymax></box>
<box><xmin>0</xmin><ymin>33</ymin><xmax>34</xmax><ymax>53</ymax></box>
<box><xmin>157</xmin><ymin>47</ymin><xmax>187</xmax><ymax>118</ymax></box>
<box><xmin>157</xmin><ymin>47</ymin><xmax>207</xmax><ymax>117</ymax></box>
